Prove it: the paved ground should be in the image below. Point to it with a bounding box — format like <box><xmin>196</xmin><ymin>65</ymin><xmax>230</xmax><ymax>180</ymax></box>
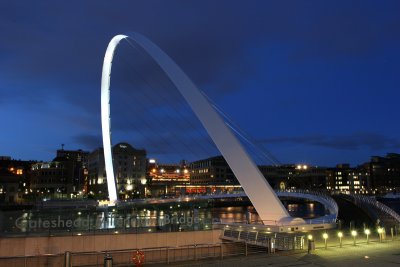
<box><xmin>150</xmin><ymin>235</ymin><xmax>400</xmax><ymax>267</ymax></box>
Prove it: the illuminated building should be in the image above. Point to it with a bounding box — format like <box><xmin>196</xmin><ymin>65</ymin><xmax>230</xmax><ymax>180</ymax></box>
<box><xmin>190</xmin><ymin>156</ymin><xmax>238</xmax><ymax>186</ymax></box>
<box><xmin>0</xmin><ymin>156</ymin><xmax>34</xmax><ymax>203</ymax></box>
<box><xmin>30</xmin><ymin>147</ymin><xmax>89</xmax><ymax>199</ymax></box>
<box><xmin>190</xmin><ymin>156</ymin><xmax>326</xmax><ymax>192</ymax></box>
<box><xmin>368</xmin><ymin>153</ymin><xmax>400</xmax><ymax>193</ymax></box>
<box><xmin>259</xmin><ymin>164</ymin><xmax>327</xmax><ymax>190</ymax></box>
<box><xmin>326</xmin><ymin>164</ymin><xmax>369</xmax><ymax>193</ymax></box>
<box><xmin>88</xmin><ymin>143</ymin><xmax>147</xmax><ymax>199</ymax></box>
<box><xmin>56</xmin><ymin>148</ymin><xmax>89</xmax><ymax>193</ymax></box>
<box><xmin>147</xmin><ymin>160</ymin><xmax>190</xmax><ymax>197</ymax></box>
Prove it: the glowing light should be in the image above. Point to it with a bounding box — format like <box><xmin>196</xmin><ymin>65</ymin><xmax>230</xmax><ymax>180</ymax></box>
<box><xmin>307</xmin><ymin>235</ymin><xmax>313</xmax><ymax>240</ymax></box>
<box><xmin>338</xmin><ymin>232</ymin><xmax>343</xmax><ymax>238</ymax></box>
<box><xmin>101</xmin><ymin>35</ymin><xmax>128</xmax><ymax>203</ymax></box>
<box><xmin>352</xmin><ymin>230</ymin><xmax>357</xmax><ymax>246</ymax></box>
<box><xmin>323</xmin><ymin>232</ymin><xmax>328</xmax><ymax>249</ymax></box>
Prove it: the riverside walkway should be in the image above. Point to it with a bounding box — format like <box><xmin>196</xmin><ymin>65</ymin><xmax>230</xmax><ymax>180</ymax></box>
<box><xmin>1</xmin><ymin>229</ymin><xmax>398</xmax><ymax>266</ymax></box>
<box><xmin>150</xmin><ymin>231</ymin><xmax>400</xmax><ymax>267</ymax></box>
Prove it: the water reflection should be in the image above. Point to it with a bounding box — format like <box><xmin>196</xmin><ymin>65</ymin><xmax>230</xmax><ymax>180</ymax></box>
<box><xmin>0</xmin><ymin>201</ymin><xmax>325</xmax><ymax>236</ymax></box>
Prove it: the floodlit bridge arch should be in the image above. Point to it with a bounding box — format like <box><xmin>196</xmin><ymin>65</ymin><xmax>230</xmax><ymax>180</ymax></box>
<box><xmin>100</xmin><ymin>33</ymin><xmax>301</xmax><ymax>224</ymax></box>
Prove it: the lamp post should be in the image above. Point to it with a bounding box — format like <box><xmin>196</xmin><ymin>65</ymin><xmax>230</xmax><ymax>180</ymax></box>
<box><xmin>338</xmin><ymin>232</ymin><xmax>343</xmax><ymax>248</ymax></box>
<box><xmin>307</xmin><ymin>234</ymin><xmax>314</xmax><ymax>254</ymax></box>
<box><xmin>378</xmin><ymin>227</ymin><xmax>383</xmax><ymax>242</ymax></box>
<box><xmin>391</xmin><ymin>227</ymin><xmax>394</xmax><ymax>241</ymax></box>
<box><xmin>323</xmin><ymin>233</ymin><xmax>328</xmax><ymax>249</ymax></box>
<box><xmin>351</xmin><ymin>230</ymin><xmax>357</xmax><ymax>246</ymax></box>
<box><xmin>364</xmin><ymin>229</ymin><xmax>370</xmax><ymax>244</ymax></box>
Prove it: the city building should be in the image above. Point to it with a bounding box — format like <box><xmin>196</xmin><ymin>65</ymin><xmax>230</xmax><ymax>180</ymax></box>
<box><xmin>147</xmin><ymin>159</ymin><xmax>190</xmax><ymax>197</ymax></box>
<box><xmin>88</xmin><ymin>142</ymin><xmax>147</xmax><ymax>199</ymax></box>
<box><xmin>325</xmin><ymin>164</ymin><xmax>369</xmax><ymax>194</ymax></box>
<box><xmin>31</xmin><ymin>161</ymin><xmax>72</xmax><ymax>199</ymax></box>
<box><xmin>368</xmin><ymin>153</ymin><xmax>400</xmax><ymax>193</ymax></box>
<box><xmin>56</xmin><ymin>147</ymin><xmax>89</xmax><ymax>193</ymax></box>
<box><xmin>30</xmin><ymin>148</ymin><xmax>89</xmax><ymax>199</ymax></box>
<box><xmin>189</xmin><ymin>156</ymin><xmax>326</xmax><ymax>193</ymax></box>
<box><xmin>0</xmin><ymin>156</ymin><xmax>35</xmax><ymax>203</ymax></box>
<box><xmin>190</xmin><ymin>156</ymin><xmax>238</xmax><ymax>187</ymax></box>
<box><xmin>259</xmin><ymin>164</ymin><xmax>327</xmax><ymax>190</ymax></box>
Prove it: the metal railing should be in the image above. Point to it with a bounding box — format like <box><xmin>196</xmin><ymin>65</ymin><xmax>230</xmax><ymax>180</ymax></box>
<box><xmin>353</xmin><ymin>194</ymin><xmax>400</xmax><ymax>222</ymax></box>
<box><xmin>277</xmin><ymin>189</ymin><xmax>339</xmax><ymax>216</ymax></box>
<box><xmin>2</xmin><ymin>227</ymin><xmax>398</xmax><ymax>266</ymax></box>
<box><xmin>0</xmin><ymin>254</ymin><xmax>64</xmax><ymax>267</ymax></box>
<box><xmin>221</xmin><ymin>227</ymin><xmax>305</xmax><ymax>251</ymax></box>
<box><xmin>0</xmin><ymin>241</ymin><xmax>277</xmax><ymax>266</ymax></box>
<box><xmin>340</xmin><ymin>194</ymin><xmax>400</xmax><ymax>225</ymax></box>
<box><xmin>215</xmin><ymin>189</ymin><xmax>338</xmax><ymax>226</ymax></box>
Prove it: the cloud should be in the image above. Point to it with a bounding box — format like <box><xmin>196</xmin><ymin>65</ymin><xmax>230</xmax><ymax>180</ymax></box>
<box><xmin>72</xmin><ymin>134</ymin><xmax>103</xmax><ymax>150</ymax></box>
<box><xmin>260</xmin><ymin>133</ymin><xmax>400</xmax><ymax>151</ymax></box>
<box><xmin>2</xmin><ymin>0</ymin><xmax>399</xmax><ymax>109</ymax></box>
<box><xmin>73</xmin><ymin>130</ymin><xmax>219</xmax><ymax>162</ymax></box>
<box><xmin>2</xmin><ymin>1</ymin><xmax>400</xmax><ymax>163</ymax></box>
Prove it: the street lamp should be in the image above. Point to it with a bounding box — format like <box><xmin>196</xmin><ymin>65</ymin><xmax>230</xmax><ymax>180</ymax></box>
<box><xmin>364</xmin><ymin>229</ymin><xmax>370</xmax><ymax>244</ymax></box>
<box><xmin>323</xmin><ymin>233</ymin><xmax>328</xmax><ymax>249</ymax></box>
<box><xmin>338</xmin><ymin>232</ymin><xmax>343</xmax><ymax>247</ymax></box>
<box><xmin>378</xmin><ymin>227</ymin><xmax>384</xmax><ymax>242</ymax></box>
<box><xmin>307</xmin><ymin>234</ymin><xmax>314</xmax><ymax>254</ymax></box>
<box><xmin>351</xmin><ymin>230</ymin><xmax>357</xmax><ymax>246</ymax></box>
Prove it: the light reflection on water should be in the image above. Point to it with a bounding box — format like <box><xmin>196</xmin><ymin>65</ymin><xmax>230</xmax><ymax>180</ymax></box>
<box><xmin>1</xmin><ymin>202</ymin><xmax>325</xmax><ymax>235</ymax></box>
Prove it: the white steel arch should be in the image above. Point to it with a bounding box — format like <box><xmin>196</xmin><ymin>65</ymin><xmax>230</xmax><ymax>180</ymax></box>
<box><xmin>101</xmin><ymin>33</ymin><xmax>297</xmax><ymax>223</ymax></box>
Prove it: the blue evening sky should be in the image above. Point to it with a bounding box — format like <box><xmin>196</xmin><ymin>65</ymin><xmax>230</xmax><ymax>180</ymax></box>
<box><xmin>0</xmin><ymin>1</ymin><xmax>399</xmax><ymax>166</ymax></box>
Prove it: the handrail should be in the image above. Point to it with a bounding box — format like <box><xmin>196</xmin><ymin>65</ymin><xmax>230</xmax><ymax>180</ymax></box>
<box><xmin>211</xmin><ymin>189</ymin><xmax>338</xmax><ymax>225</ymax></box>
<box><xmin>276</xmin><ymin>189</ymin><xmax>339</xmax><ymax>216</ymax></box>
<box><xmin>340</xmin><ymin>194</ymin><xmax>400</xmax><ymax>223</ymax></box>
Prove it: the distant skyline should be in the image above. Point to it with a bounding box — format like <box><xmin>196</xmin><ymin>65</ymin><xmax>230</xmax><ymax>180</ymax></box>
<box><xmin>1</xmin><ymin>1</ymin><xmax>400</xmax><ymax>166</ymax></box>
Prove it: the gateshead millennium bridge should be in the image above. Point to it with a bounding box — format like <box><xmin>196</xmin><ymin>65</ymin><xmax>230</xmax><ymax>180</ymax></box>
<box><xmin>100</xmin><ymin>33</ymin><xmax>337</xmax><ymax>229</ymax></box>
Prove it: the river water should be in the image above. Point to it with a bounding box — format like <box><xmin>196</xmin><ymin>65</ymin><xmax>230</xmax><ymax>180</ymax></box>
<box><xmin>0</xmin><ymin>200</ymin><xmax>325</xmax><ymax>236</ymax></box>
